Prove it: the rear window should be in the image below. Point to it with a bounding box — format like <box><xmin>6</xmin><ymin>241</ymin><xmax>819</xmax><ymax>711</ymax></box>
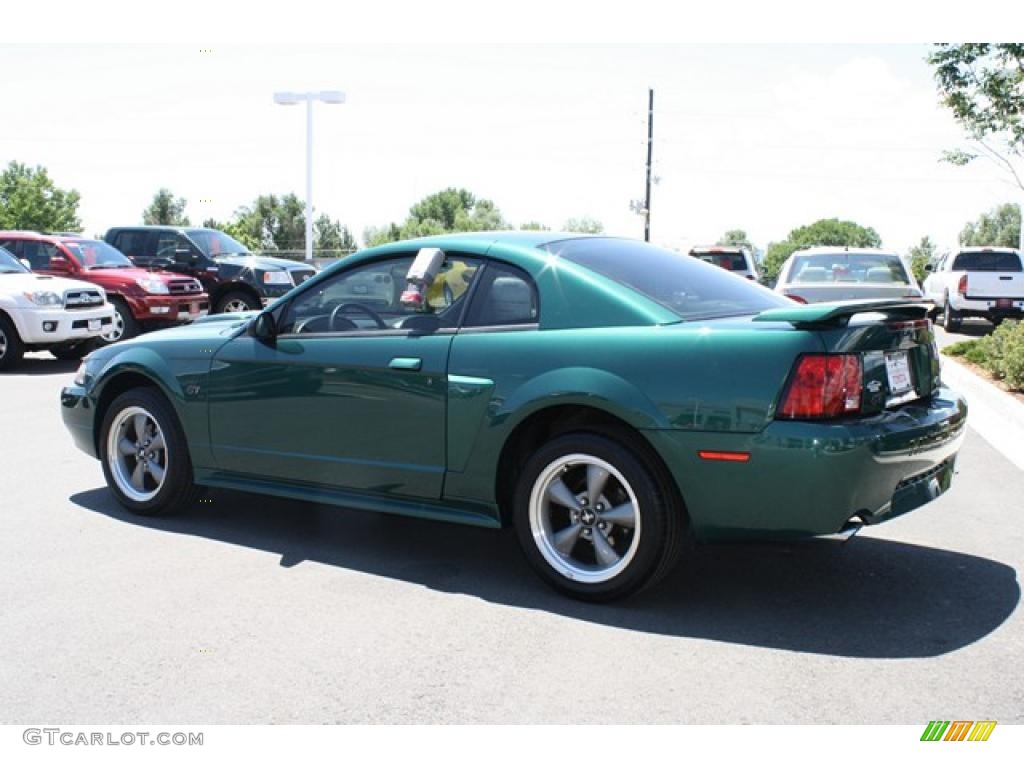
<box><xmin>951</xmin><ymin>250</ymin><xmax>1022</xmax><ymax>272</ymax></box>
<box><xmin>787</xmin><ymin>253</ymin><xmax>911</xmax><ymax>285</ymax></box>
<box><xmin>543</xmin><ymin>237</ymin><xmax>789</xmax><ymax>320</ymax></box>
<box><xmin>691</xmin><ymin>250</ymin><xmax>749</xmax><ymax>271</ymax></box>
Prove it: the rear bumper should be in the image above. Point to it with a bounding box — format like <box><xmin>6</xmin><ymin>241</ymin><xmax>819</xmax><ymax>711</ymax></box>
<box><xmin>955</xmin><ymin>297</ymin><xmax>1024</xmax><ymax>317</ymax></box>
<box><xmin>644</xmin><ymin>387</ymin><xmax>968</xmax><ymax>539</ymax></box>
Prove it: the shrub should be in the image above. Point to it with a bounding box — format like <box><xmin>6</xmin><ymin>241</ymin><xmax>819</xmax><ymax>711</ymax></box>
<box><xmin>945</xmin><ymin>320</ymin><xmax>1024</xmax><ymax>391</ymax></box>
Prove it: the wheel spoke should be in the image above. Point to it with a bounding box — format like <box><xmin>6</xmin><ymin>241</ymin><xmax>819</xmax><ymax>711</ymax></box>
<box><xmin>131</xmin><ymin>461</ymin><xmax>145</xmax><ymax>490</ymax></box>
<box><xmin>147</xmin><ymin>461</ymin><xmax>165</xmax><ymax>485</ymax></box>
<box><xmin>586</xmin><ymin>464</ymin><xmax>610</xmax><ymax>503</ymax></box>
<box><xmin>599</xmin><ymin>502</ymin><xmax>636</xmax><ymax>529</ymax></box>
<box><xmin>149</xmin><ymin>431</ymin><xmax>165</xmax><ymax>452</ymax></box>
<box><xmin>552</xmin><ymin>523</ymin><xmax>583</xmax><ymax>555</ymax></box>
<box><xmin>591</xmin><ymin>528</ymin><xmax>620</xmax><ymax>566</ymax></box>
<box><xmin>546</xmin><ymin>478</ymin><xmax>581</xmax><ymax>511</ymax></box>
<box><xmin>118</xmin><ymin>438</ymin><xmax>136</xmax><ymax>456</ymax></box>
<box><xmin>133</xmin><ymin>413</ymin><xmax>148</xmax><ymax>442</ymax></box>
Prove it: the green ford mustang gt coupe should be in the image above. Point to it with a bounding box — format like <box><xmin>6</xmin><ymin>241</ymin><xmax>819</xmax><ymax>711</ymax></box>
<box><xmin>61</xmin><ymin>233</ymin><xmax>967</xmax><ymax>600</ymax></box>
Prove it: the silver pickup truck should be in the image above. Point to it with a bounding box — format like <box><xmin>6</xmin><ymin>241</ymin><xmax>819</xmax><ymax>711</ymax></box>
<box><xmin>923</xmin><ymin>247</ymin><xmax>1024</xmax><ymax>330</ymax></box>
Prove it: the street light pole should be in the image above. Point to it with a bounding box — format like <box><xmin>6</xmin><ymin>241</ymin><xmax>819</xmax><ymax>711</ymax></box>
<box><xmin>273</xmin><ymin>90</ymin><xmax>346</xmax><ymax>262</ymax></box>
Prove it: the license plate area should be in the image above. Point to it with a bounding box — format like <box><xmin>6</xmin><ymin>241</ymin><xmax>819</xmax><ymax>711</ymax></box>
<box><xmin>996</xmin><ymin>298</ymin><xmax>1012</xmax><ymax>308</ymax></box>
<box><xmin>884</xmin><ymin>351</ymin><xmax>915</xmax><ymax>403</ymax></box>
<box><xmin>87</xmin><ymin>318</ymin><xmax>101</xmax><ymax>331</ymax></box>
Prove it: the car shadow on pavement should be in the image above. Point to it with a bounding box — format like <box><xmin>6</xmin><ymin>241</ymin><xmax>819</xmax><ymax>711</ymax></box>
<box><xmin>4</xmin><ymin>357</ymin><xmax>80</xmax><ymax>376</ymax></box>
<box><xmin>71</xmin><ymin>486</ymin><xmax>1020</xmax><ymax>659</ymax></box>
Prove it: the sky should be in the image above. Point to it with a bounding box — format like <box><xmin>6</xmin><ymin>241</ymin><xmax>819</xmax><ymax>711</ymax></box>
<box><xmin>0</xmin><ymin>42</ymin><xmax>1019</xmax><ymax>254</ymax></box>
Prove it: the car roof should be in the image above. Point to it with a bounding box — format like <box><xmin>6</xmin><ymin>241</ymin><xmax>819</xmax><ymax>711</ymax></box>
<box><xmin>954</xmin><ymin>246</ymin><xmax>1022</xmax><ymax>254</ymax></box>
<box><xmin>0</xmin><ymin>231</ymin><xmax>99</xmax><ymax>243</ymax></box>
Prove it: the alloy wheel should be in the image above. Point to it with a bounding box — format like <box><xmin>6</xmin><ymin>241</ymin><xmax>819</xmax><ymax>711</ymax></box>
<box><xmin>528</xmin><ymin>453</ymin><xmax>641</xmax><ymax>583</ymax></box>
<box><xmin>106</xmin><ymin>406</ymin><xmax>169</xmax><ymax>502</ymax></box>
<box><xmin>0</xmin><ymin>328</ymin><xmax>6</xmax><ymax>360</ymax></box>
<box><xmin>102</xmin><ymin>306</ymin><xmax>125</xmax><ymax>342</ymax></box>
<box><xmin>223</xmin><ymin>299</ymin><xmax>252</xmax><ymax>313</ymax></box>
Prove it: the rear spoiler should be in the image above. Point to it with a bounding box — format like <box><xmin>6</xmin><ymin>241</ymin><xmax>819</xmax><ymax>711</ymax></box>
<box><xmin>753</xmin><ymin>299</ymin><xmax>931</xmax><ymax>329</ymax></box>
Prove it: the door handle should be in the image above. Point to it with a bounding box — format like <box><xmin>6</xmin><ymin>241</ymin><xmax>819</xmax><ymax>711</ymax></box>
<box><xmin>389</xmin><ymin>357</ymin><xmax>422</xmax><ymax>371</ymax></box>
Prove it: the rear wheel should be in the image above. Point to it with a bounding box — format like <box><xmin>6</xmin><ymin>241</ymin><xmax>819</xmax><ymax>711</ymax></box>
<box><xmin>99</xmin><ymin>388</ymin><xmax>197</xmax><ymax>516</ymax></box>
<box><xmin>942</xmin><ymin>295</ymin><xmax>961</xmax><ymax>332</ymax></box>
<box><xmin>0</xmin><ymin>313</ymin><xmax>25</xmax><ymax>371</ymax></box>
<box><xmin>513</xmin><ymin>432</ymin><xmax>686</xmax><ymax>601</ymax></box>
<box><xmin>100</xmin><ymin>297</ymin><xmax>139</xmax><ymax>344</ymax></box>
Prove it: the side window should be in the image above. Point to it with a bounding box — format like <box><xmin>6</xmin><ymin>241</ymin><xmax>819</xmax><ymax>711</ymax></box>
<box><xmin>463</xmin><ymin>262</ymin><xmax>539</xmax><ymax>328</ymax></box>
<box><xmin>21</xmin><ymin>241</ymin><xmax>58</xmax><ymax>270</ymax></box>
<box><xmin>0</xmin><ymin>239</ymin><xmax>21</xmax><ymax>257</ymax></box>
<box><xmin>278</xmin><ymin>254</ymin><xmax>481</xmax><ymax>335</ymax></box>
<box><xmin>114</xmin><ymin>231</ymin><xmax>149</xmax><ymax>260</ymax></box>
<box><xmin>154</xmin><ymin>233</ymin><xmax>190</xmax><ymax>261</ymax></box>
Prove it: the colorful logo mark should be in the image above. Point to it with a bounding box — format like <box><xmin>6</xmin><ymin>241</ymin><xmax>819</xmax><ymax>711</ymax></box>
<box><xmin>920</xmin><ymin>721</ymin><xmax>997</xmax><ymax>742</ymax></box>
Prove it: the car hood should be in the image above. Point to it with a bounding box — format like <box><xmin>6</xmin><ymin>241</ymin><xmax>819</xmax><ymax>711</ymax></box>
<box><xmin>82</xmin><ymin>266</ymin><xmax>186</xmax><ymax>283</ymax></box>
<box><xmin>0</xmin><ymin>272</ymin><xmax>105</xmax><ymax>295</ymax></box>
<box><xmin>214</xmin><ymin>255</ymin><xmax>314</xmax><ymax>271</ymax></box>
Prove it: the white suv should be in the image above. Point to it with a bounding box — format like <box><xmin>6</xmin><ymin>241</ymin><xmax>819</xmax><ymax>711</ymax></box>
<box><xmin>0</xmin><ymin>246</ymin><xmax>113</xmax><ymax>370</ymax></box>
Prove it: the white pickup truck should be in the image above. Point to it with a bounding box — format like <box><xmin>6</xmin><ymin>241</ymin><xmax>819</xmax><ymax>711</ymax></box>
<box><xmin>0</xmin><ymin>246</ymin><xmax>113</xmax><ymax>370</ymax></box>
<box><xmin>923</xmin><ymin>246</ymin><xmax>1024</xmax><ymax>330</ymax></box>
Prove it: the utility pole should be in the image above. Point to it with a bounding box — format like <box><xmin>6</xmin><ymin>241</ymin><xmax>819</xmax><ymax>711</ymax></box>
<box><xmin>644</xmin><ymin>88</ymin><xmax>654</xmax><ymax>242</ymax></box>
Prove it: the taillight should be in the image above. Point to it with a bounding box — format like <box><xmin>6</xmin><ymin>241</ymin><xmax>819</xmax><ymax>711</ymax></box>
<box><xmin>785</xmin><ymin>293</ymin><xmax>808</xmax><ymax>304</ymax></box>
<box><xmin>958</xmin><ymin>274</ymin><xmax>968</xmax><ymax>296</ymax></box>
<box><xmin>778</xmin><ymin>354</ymin><xmax>862</xmax><ymax>419</ymax></box>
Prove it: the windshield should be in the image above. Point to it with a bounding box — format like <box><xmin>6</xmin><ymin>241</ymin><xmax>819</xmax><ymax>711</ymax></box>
<box><xmin>951</xmin><ymin>250</ymin><xmax>1022</xmax><ymax>272</ymax></box>
<box><xmin>691</xmin><ymin>250</ymin><xmax>749</xmax><ymax>272</ymax></box>
<box><xmin>787</xmin><ymin>253</ymin><xmax>911</xmax><ymax>285</ymax></box>
<box><xmin>543</xmin><ymin>237</ymin><xmax>789</xmax><ymax>320</ymax></box>
<box><xmin>0</xmin><ymin>246</ymin><xmax>28</xmax><ymax>274</ymax></box>
<box><xmin>186</xmin><ymin>229</ymin><xmax>250</xmax><ymax>257</ymax></box>
<box><xmin>64</xmin><ymin>240</ymin><xmax>133</xmax><ymax>269</ymax></box>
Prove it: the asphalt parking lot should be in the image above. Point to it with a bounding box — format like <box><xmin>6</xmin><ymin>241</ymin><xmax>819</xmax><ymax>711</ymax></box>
<box><xmin>1</xmin><ymin>353</ymin><xmax>1022</xmax><ymax>724</ymax></box>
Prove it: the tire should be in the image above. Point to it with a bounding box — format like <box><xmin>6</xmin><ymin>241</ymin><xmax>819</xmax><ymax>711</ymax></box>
<box><xmin>99</xmin><ymin>388</ymin><xmax>198</xmax><ymax>516</ymax></box>
<box><xmin>0</xmin><ymin>313</ymin><xmax>25</xmax><ymax>371</ymax></box>
<box><xmin>50</xmin><ymin>339</ymin><xmax>96</xmax><ymax>361</ymax></box>
<box><xmin>215</xmin><ymin>290</ymin><xmax>259</xmax><ymax>314</ymax></box>
<box><xmin>942</xmin><ymin>295</ymin><xmax>960</xmax><ymax>332</ymax></box>
<box><xmin>100</xmin><ymin>297</ymin><xmax>139</xmax><ymax>344</ymax></box>
<box><xmin>513</xmin><ymin>431</ymin><xmax>687</xmax><ymax>601</ymax></box>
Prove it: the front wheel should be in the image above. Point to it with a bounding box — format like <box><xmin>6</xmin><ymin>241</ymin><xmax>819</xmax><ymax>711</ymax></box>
<box><xmin>100</xmin><ymin>297</ymin><xmax>139</xmax><ymax>344</ymax></box>
<box><xmin>99</xmin><ymin>388</ymin><xmax>198</xmax><ymax>515</ymax></box>
<box><xmin>215</xmin><ymin>291</ymin><xmax>260</xmax><ymax>314</ymax></box>
<box><xmin>0</xmin><ymin>313</ymin><xmax>25</xmax><ymax>371</ymax></box>
<box><xmin>513</xmin><ymin>432</ymin><xmax>686</xmax><ymax>601</ymax></box>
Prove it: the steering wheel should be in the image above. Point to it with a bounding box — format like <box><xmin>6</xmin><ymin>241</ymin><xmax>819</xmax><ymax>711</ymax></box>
<box><xmin>330</xmin><ymin>302</ymin><xmax>388</xmax><ymax>331</ymax></box>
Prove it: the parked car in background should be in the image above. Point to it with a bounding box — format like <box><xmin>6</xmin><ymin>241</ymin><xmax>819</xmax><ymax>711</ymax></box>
<box><xmin>775</xmin><ymin>247</ymin><xmax>924</xmax><ymax>304</ymax></box>
<box><xmin>922</xmin><ymin>246</ymin><xmax>1024</xmax><ymax>330</ymax></box>
<box><xmin>62</xmin><ymin>233</ymin><xmax>966</xmax><ymax>601</ymax></box>
<box><xmin>104</xmin><ymin>226</ymin><xmax>317</xmax><ymax>314</ymax></box>
<box><xmin>689</xmin><ymin>245</ymin><xmax>759</xmax><ymax>281</ymax></box>
<box><xmin>0</xmin><ymin>246</ymin><xmax>112</xmax><ymax>370</ymax></box>
<box><xmin>0</xmin><ymin>231</ymin><xmax>208</xmax><ymax>344</ymax></box>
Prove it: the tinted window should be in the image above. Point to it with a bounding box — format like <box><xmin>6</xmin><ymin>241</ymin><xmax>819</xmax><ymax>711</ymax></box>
<box><xmin>113</xmin><ymin>231</ymin><xmax>150</xmax><ymax>259</ymax></box>
<box><xmin>464</xmin><ymin>262</ymin><xmax>538</xmax><ymax>327</ymax></box>
<box><xmin>951</xmin><ymin>250</ymin><xmax>1022</xmax><ymax>272</ymax></box>
<box><xmin>544</xmin><ymin>237</ymin><xmax>788</xmax><ymax>320</ymax></box>
<box><xmin>787</xmin><ymin>252</ymin><xmax>911</xmax><ymax>285</ymax></box>
<box><xmin>154</xmin><ymin>232</ymin><xmax>192</xmax><ymax>260</ymax></box>
<box><xmin>21</xmin><ymin>241</ymin><xmax>58</xmax><ymax>270</ymax></box>
<box><xmin>692</xmin><ymin>250</ymin><xmax>748</xmax><ymax>272</ymax></box>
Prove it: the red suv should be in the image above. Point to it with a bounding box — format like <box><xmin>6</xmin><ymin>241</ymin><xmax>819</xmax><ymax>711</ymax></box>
<box><xmin>0</xmin><ymin>231</ymin><xmax>209</xmax><ymax>343</ymax></box>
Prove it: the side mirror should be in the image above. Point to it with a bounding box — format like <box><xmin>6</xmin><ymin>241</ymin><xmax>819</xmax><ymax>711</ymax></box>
<box><xmin>49</xmin><ymin>255</ymin><xmax>71</xmax><ymax>272</ymax></box>
<box><xmin>174</xmin><ymin>247</ymin><xmax>196</xmax><ymax>265</ymax></box>
<box><xmin>252</xmin><ymin>311</ymin><xmax>277</xmax><ymax>342</ymax></box>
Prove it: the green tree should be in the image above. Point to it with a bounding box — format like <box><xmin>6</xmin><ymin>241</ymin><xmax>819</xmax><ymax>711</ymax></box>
<box><xmin>928</xmin><ymin>45</ymin><xmax>1024</xmax><ymax>195</ymax></box>
<box><xmin>0</xmin><ymin>161</ymin><xmax>81</xmax><ymax>232</ymax></box>
<box><xmin>201</xmin><ymin>218</ymin><xmax>260</xmax><ymax>251</ymax></box>
<box><xmin>563</xmin><ymin>216</ymin><xmax>604</xmax><ymax>234</ymax></box>
<box><xmin>313</xmin><ymin>214</ymin><xmax>357</xmax><ymax>253</ymax></box>
<box><xmin>907</xmin><ymin>236</ymin><xmax>937</xmax><ymax>284</ymax></box>
<box><xmin>365</xmin><ymin>188</ymin><xmax>510</xmax><ymax>245</ymax></box>
<box><xmin>143</xmin><ymin>188</ymin><xmax>190</xmax><ymax>226</ymax></box>
<box><xmin>959</xmin><ymin>203</ymin><xmax>1022</xmax><ymax>248</ymax></box>
<box><xmin>519</xmin><ymin>221</ymin><xmax>550</xmax><ymax>231</ymax></box>
<box><xmin>718</xmin><ymin>229</ymin><xmax>751</xmax><ymax>248</ymax></box>
<box><xmin>232</xmin><ymin>193</ymin><xmax>306</xmax><ymax>251</ymax></box>
<box><xmin>762</xmin><ymin>218</ymin><xmax>883</xmax><ymax>284</ymax></box>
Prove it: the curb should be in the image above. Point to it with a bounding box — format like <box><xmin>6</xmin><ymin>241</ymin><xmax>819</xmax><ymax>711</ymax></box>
<box><xmin>939</xmin><ymin>353</ymin><xmax>1024</xmax><ymax>472</ymax></box>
